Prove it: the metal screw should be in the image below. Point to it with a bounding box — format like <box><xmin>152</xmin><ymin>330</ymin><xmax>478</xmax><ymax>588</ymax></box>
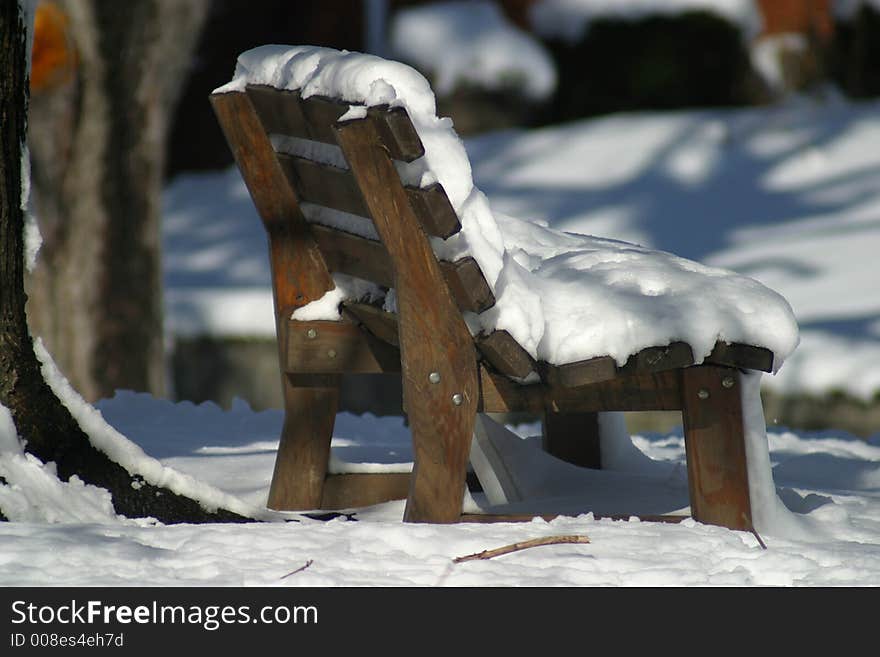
<box><xmin>306</xmin><ymin>328</ymin><xmax>317</xmax><ymax>339</ymax></box>
<box><xmin>327</xmin><ymin>349</ymin><xmax>336</xmax><ymax>359</ymax></box>
<box><xmin>452</xmin><ymin>393</ymin><xmax>463</xmax><ymax>406</ymax></box>
<box><xmin>722</xmin><ymin>376</ymin><xmax>735</xmax><ymax>389</ymax></box>
<box><xmin>429</xmin><ymin>372</ymin><xmax>441</xmax><ymax>384</ymax></box>
<box><xmin>697</xmin><ymin>389</ymin><xmax>710</xmax><ymax>400</ymax></box>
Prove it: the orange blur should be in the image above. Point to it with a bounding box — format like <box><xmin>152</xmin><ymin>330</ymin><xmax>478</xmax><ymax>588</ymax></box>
<box><xmin>30</xmin><ymin>1</ymin><xmax>76</xmax><ymax>93</ymax></box>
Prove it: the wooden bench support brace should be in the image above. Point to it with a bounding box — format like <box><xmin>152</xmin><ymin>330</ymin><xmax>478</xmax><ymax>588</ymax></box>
<box><xmin>681</xmin><ymin>365</ymin><xmax>753</xmax><ymax>531</ymax></box>
<box><xmin>336</xmin><ymin>117</ymin><xmax>479</xmax><ymax>523</ymax></box>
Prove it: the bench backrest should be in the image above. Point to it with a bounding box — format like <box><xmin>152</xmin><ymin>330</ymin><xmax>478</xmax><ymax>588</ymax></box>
<box><xmin>239</xmin><ymin>85</ymin><xmax>495</xmax><ymax>316</ymax></box>
<box><xmin>212</xmin><ymin>82</ymin><xmax>549</xmax><ymax>389</ymax></box>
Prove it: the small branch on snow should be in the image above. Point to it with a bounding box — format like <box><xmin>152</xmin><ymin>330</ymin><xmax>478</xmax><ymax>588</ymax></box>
<box><xmin>453</xmin><ymin>535</ymin><xmax>591</xmax><ymax>563</ymax></box>
<box><xmin>280</xmin><ymin>560</ymin><xmax>314</xmax><ymax>579</ymax></box>
<box><xmin>751</xmin><ymin>529</ymin><xmax>767</xmax><ymax>550</ymax></box>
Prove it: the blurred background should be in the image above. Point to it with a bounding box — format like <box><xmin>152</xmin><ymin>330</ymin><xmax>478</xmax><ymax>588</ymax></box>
<box><xmin>24</xmin><ymin>0</ymin><xmax>880</xmax><ymax>437</ymax></box>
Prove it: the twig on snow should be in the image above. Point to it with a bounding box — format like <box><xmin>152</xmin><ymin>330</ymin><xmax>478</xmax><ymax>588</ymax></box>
<box><xmin>280</xmin><ymin>559</ymin><xmax>314</xmax><ymax>579</ymax></box>
<box><xmin>453</xmin><ymin>535</ymin><xmax>591</xmax><ymax>563</ymax></box>
<box><xmin>751</xmin><ymin>529</ymin><xmax>767</xmax><ymax>550</ymax></box>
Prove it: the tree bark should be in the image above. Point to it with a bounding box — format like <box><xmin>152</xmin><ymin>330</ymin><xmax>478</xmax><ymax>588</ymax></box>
<box><xmin>26</xmin><ymin>0</ymin><xmax>208</xmax><ymax>401</ymax></box>
<box><xmin>1</xmin><ymin>0</ymin><xmax>247</xmax><ymax>524</ymax></box>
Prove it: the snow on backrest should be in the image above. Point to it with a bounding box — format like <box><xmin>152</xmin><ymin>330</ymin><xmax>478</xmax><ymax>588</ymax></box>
<box><xmin>214</xmin><ymin>45</ymin><xmax>506</xmax><ymax>295</ymax></box>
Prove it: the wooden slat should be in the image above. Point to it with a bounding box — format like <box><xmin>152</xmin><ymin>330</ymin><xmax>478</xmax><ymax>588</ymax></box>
<box><xmin>285</xmin><ymin>319</ymin><xmax>400</xmax><ymax>374</ymax></box>
<box><xmin>310</xmin><ymin>224</ymin><xmax>493</xmax><ymax>313</ymax></box>
<box><xmin>278</xmin><ymin>154</ymin><xmax>461</xmax><ymax>239</ymax></box>
<box><xmin>542</xmin><ymin>339</ymin><xmax>773</xmax><ymax>391</ymax></box>
<box><xmin>405</xmin><ymin>182</ymin><xmax>460</xmax><ymax>238</ymax></box>
<box><xmin>476</xmin><ymin>330</ymin><xmax>536</xmax><ymax>379</ymax></box>
<box><xmin>278</xmin><ymin>155</ymin><xmax>365</xmax><ymax>216</ymax></box>
<box><xmin>282</xmin><ymin>330</ymin><xmax>775</xmax><ymax>384</ymax></box>
<box><xmin>300</xmin><ymin>94</ymin><xmax>350</xmax><ymax>143</ymax></box>
<box><xmin>619</xmin><ymin>341</ymin><xmax>694</xmax><ymax>376</ymax></box>
<box><xmin>336</xmin><ymin>116</ymin><xmax>479</xmax><ymax>524</ymax></box>
<box><xmin>478</xmin><ymin>366</ymin><xmax>683</xmax><ymax>414</ymax></box>
<box><xmin>706</xmin><ymin>342</ymin><xmax>773</xmax><ymax>372</ymax></box>
<box><xmin>371</xmin><ymin>106</ymin><xmax>425</xmax><ymax>162</ymax></box>
<box><xmin>681</xmin><ymin>365</ymin><xmax>752</xmax><ymax>531</ymax></box>
<box><xmin>297</xmin><ymin>97</ymin><xmax>427</xmax><ymax>162</ymax></box>
<box><xmin>478</xmin><ymin>366</ymin><xmax>545</xmax><ymax>413</ymax></box>
<box><xmin>440</xmin><ymin>257</ymin><xmax>496</xmax><ymax>314</ymax></box>
<box><xmin>245</xmin><ymin>85</ymin><xmax>311</xmax><ymax>139</ymax></box>
<box><xmin>246</xmin><ymin>85</ymin><xmax>424</xmax><ymax>162</ymax></box>
<box><xmin>547</xmin><ymin>370</ymin><xmax>684</xmax><ymax>413</ymax></box>
<box><xmin>320</xmin><ymin>473</ymin><xmax>411</xmax><ymax>509</ymax></box>
<box><xmin>543</xmin><ymin>343</ymin><xmax>692</xmax><ymax>389</ymax></box>
<box><xmin>311</xmin><ymin>224</ymin><xmax>392</xmax><ymax>286</ymax></box>
<box><xmin>541</xmin><ymin>357</ymin><xmax>618</xmax><ymax>389</ymax></box>
<box><xmin>343</xmin><ymin>302</ymin><xmax>399</xmax><ymax>346</ymax></box>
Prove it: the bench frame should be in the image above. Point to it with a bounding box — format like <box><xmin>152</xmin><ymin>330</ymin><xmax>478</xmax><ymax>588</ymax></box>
<box><xmin>212</xmin><ymin>85</ymin><xmax>766</xmax><ymax>530</ymax></box>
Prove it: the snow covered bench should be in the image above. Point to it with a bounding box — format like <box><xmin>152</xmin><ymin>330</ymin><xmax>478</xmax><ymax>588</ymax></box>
<box><xmin>210</xmin><ymin>45</ymin><xmax>798</xmax><ymax>529</ymax></box>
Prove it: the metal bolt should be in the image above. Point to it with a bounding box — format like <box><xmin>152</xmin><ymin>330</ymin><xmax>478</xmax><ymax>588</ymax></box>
<box><xmin>429</xmin><ymin>372</ymin><xmax>441</xmax><ymax>384</ymax></box>
<box><xmin>306</xmin><ymin>328</ymin><xmax>317</xmax><ymax>339</ymax></box>
<box><xmin>722</xmin><ymin>376</ymin><xmax>735</xmax><ymax>389</ymax></box>
<box><xmin>327</xmin><ymin>349</ymin><xmax>336</xmax><ymax>359</ymax></box>
<box><xmin>697</xmin><ymin>389</ymin><xmax>710</xmax><ymax>400</ymax></box>
<box><xmin>452</xmin><ymin>393</ymin><xmax>463</xmax><ymax>406</ymax></box>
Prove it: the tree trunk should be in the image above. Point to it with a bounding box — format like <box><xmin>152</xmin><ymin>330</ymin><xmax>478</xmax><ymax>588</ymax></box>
<box><xmin>26</xmin><ymin>0</ymin><xmax>208</xmax><ymax>401</ymax></box>
<box><xmin>1</xmin><ymin>0</ymin><xmax>246</xmax><ymax>524</ymax></box>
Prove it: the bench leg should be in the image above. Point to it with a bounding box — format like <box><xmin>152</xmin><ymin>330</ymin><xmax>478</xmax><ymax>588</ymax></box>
<box><xmin>542</xmin><ymin>411</ymin><xmax>601</xmax><ymax>468</ymax></box>
<box><xmin>267</xmin><ymin>374</ymin><xmax>339</xmax><ymax>510</ymax></box>
<box><xmin>404</xmin><ymin>402</ymin><xmax>477</xmax><ymax>523</ymax></box>
<box><xmin>681</xmin><ymin>365</ymin><xmax>753</xmax><ymax>531</ymax></box>
<box><xmin>402</xmin><ymin>362</ymin><xmax>479</xmax><ymax>523</ymax></box>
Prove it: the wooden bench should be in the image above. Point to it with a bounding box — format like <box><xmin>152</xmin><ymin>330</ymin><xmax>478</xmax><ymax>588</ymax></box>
<box><xmin>210</xmin><ymin>67</ymin><xmax>783</xmax><ymax>531</ymax></box>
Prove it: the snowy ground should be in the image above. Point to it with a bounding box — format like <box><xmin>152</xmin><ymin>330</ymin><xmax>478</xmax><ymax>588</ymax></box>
<box><xmin>1</xmin><ymin>390</ymin><xmax>879</xmax><ymax>586</ymax></box>
<box><xmin>5</xmin><ymin>93</ymin><xmax>880</xmax><ymax>587</ymax></box>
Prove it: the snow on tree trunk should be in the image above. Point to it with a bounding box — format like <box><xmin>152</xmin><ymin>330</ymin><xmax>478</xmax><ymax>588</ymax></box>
<box><xmin>1</xmin><ymin>0</ymin><xmax>247</xmax><ymax>524</ymax></box>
